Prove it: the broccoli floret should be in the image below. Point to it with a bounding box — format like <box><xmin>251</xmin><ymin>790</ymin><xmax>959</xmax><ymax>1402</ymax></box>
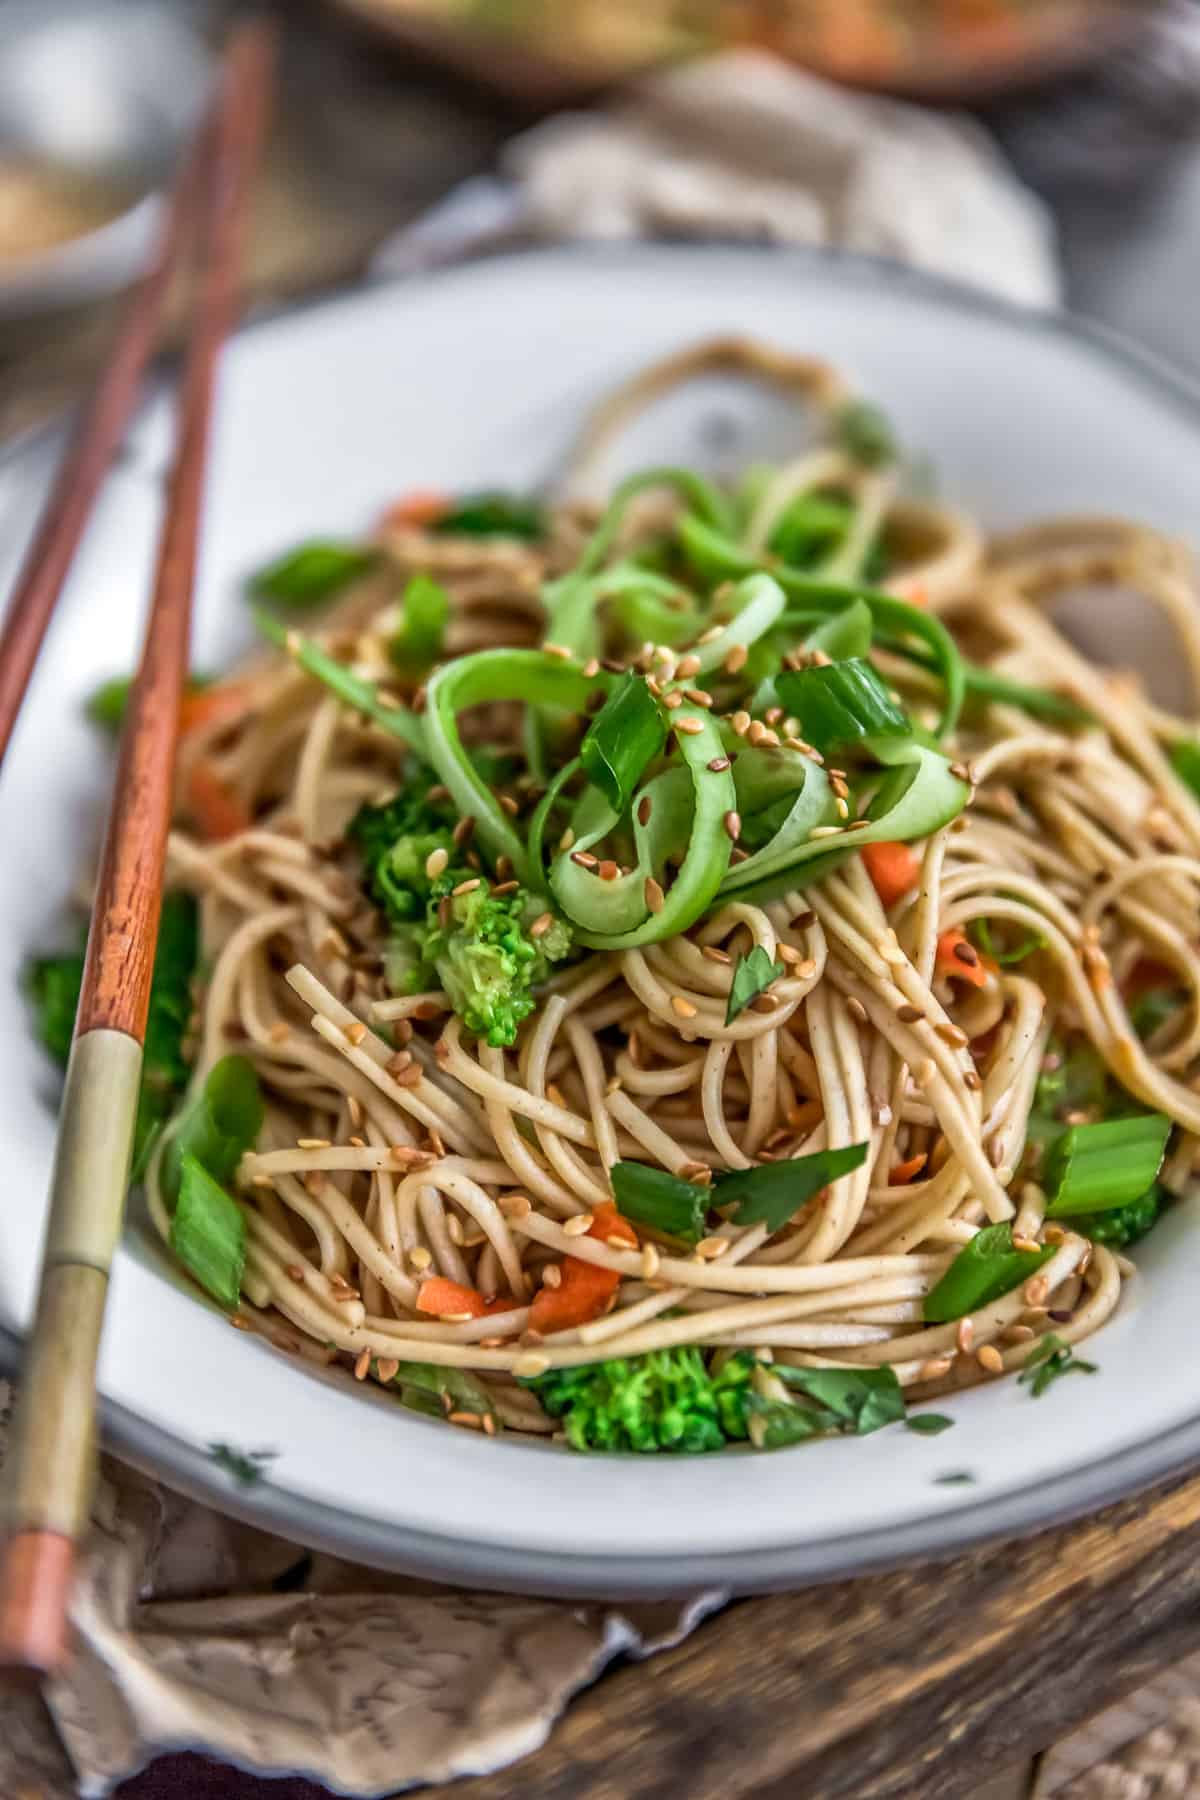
<box><xmin>1069</xmin><ymin>1183</ymin><xmax>1165</xmax><ymax>1250</ymax></box>
<box><xmin>348</xmin><ymin>768</ymin><xmax>571</xmax><ymax>1048</ymax></box>
<box><xmin>527</xmin><ymin>1349</ymin><xmax>756</xmax><ymax>1454</ymax></box>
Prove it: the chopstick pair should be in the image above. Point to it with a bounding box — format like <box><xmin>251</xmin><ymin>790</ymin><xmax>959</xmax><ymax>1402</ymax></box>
<box><xmin>0</xmin><ymin>19</ymin><xmax>276</xmax><ymax>1679</ymax></box>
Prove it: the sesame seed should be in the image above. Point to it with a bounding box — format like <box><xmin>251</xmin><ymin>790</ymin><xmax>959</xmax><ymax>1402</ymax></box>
<box><xmin>702</xmin><ymin>944</ymin><xmax>732</xmax><ymax>964</ymax></box>
<box><xmin>1012</xmin><ymin>1234</ymin><xmax>1041</xmax><ymax>1254</ymax></box>
<box><xmin>707</xmin><ymin>755</ymin><xmax>731</xmax><ymax>772</ymax></box>
<box><xmin>936</xmin><ymin>1022</ymin><xmax>969</xmax><ymax>1047</ymax></box>
<box><xmin>963</xmin><ymin>1069</ymin><xmax>983</xmax><ymax>1091</ymax></box>
<box><xmin>491</xmin><ymin>879</ymin><xmax>520</xmax><ymax>896</ymax></box>
<box><xmin>559</xmin><ymin>826</ymin><xmax>575</xmax><ymax>850</ymax></box>
<box><xmin>896</xmin><ymin>1004</ymin><xmax>923</xmax><ymax>1023</ymax></box>
<box><xmin>671</xmin><ymin>994</ymin><xmax>698</xmax><ymax>1019</ymax></box>
<box><xmin>809</xmin><ymin>825</ymin><xmax>843</xmax><ymax>839</ymax></box>
<box><xmin>437</xmin><ymin>896</ymin><xmax>453</xmax><ymax>929</ymax></box>
<box><xmin>451</xmin><ymin>877</ymin><xmax>481</xmax><ymax>898</ymax></box>
<box><xmin>377</xmin><ymin>1357</ymin><xmax>400</xmax><ymax>1383</ymax></box>
<box><xmin>297</xmin><ymin>1137</ymin><xmax>331</xmax><ymax>1150</ymax></box>
<box><xmin>680</xmin><ymin>1160</ymin><xmax>712</xmax><ymax>1184</ymax></box>
<box><xmin>544</xmin><ymin>642</ymin><xmax>572</xmax><ymax>660</ymax></box>
<box><xmin>663</xmin><ymin>689</ymin><xmax>684</xmax><ymax>710</ymax></box>
<box><xmin>513</xmin><ymin>1352</ymin><xmax>551</xmax><ymax>1377</ymax></box>
<box><xmin>268</xmin><ymin>1021</ymin><xmax>290</xmax><ymax>1044</ymax></box>
<box><xmin>563</xmin><ymin>1213</ymin><xmax>595</xmax><ymax>1237</ymax></box>
<box><xmin>408</xmin><ymin>1245</ymin><xmax>432</xmax><ymax>1269</ymax></box>
<box><xmin>747</xmin><ymin>720</ymin><xmax>767</xmax><ymax>746</ymax></box>
<box><xmin>956</xmin><ymin>1317</ymin><xmax>975</xmax><ymax>1353</ymax></box>
<box><xmin>641</xmin><ymin>1243</ymin><xmax>661</xmax><ymax>1279</ymax></box>
<box><xmin>914</xmin><ymin>1058</ymin><xmax>937</xmax><ymax>1087</ymax></box>
<box><xmin>1024</xmin><ymin>1276</ymin><xmax>1049</xmax><ymax>1306</ymax></box>
<box><xmin>696</xmin><ymin>1235</ymin><xmax>729</xmax><ymax>1260</ymax></box>
<box><xmin>698</xmin><ymin>625</ymin><xmax>725</xmax><ymax>644</ymax></box>
<box><xmin>977</xmin><ymin>1344</ymin><xmax>1004</xmax><ymax>1374</ymax></box>
<box><xmin>795</xmin><ymin>958</ymin><xmax>817</xmax><ymax>979</ymax></box>
<box><xmin>777</xmin><ymin>943</ymin><xmax>800</xmax><ymax>965</ymax></box>
<box><xmin>452</xmin><ymin>815</ymin><xmax>475</xmax><ymax>848</ymax></box>
<box><xmin>571</xmin><ymin>850</ymin><xmax>598</xmax><ymax>868</ymax></box>
<box><xmin>731</xmin><ymin>710</ymin><xmax>751</xmax><ymax>736</ymax></box>
<box><xmin>541</xmin><ymin>1264</ymin><xmax>563</xmax><ymax>1290</ymax></box>
<box><xmin>1003</xmin><ymin>1324</ymin><xmax>1036</xmax><ymax>1344</ymax></box>
<box><xmin>644</xmin><ymin>876</ymin><xmax>665</xmax><ymax>914</ymax></box>
<box><xmin>1043</xmin><ymin>1224</ymin><xmax>1066</xmax><ymax>1244</ymax></box>
<box><xmin>750</xmin><ymin>993</ymin><xmax>779</xmax><ymax>1014</ymax></box>
<box><xmin>582</xmin><ymin>657</ymin><xmax>600</xmax><ymax>677</ymax></box>
<box><xmin>723</xmin><ymin>643</ymin><xmax>749</xmax><ymax>674</ymax></box>
<box><xmin>723</xmin><ymin>810</ymin><xmax>741</xmax><ymax>842</ymax></box>
<box><xmin>952</xmin><ymin>940</ymin><xmax>980</xmax><ymax>968</ymax></box>
<box><xmin>676</xmin><ymin>654</ymin><xmax>702</xmax><ymax>678</ymax></box>
<box><xmin>394</xmin><ymin>1062</ymin><xmax>423</xmax><ymax>1089</ymax></box>
<box><xmin>344</xmin><ymin>1020</ymin><xmax>367</xmax><ymax>1047</ymax></box>
<box><xmin>499</xmin><ymin>794</ymin><xmax>520</xmax><ymax>816</ymax></box>
<box><xmin>354</xmin><ymin>1349</ymin><xmax>371</xmax><ymax>1381</ymax></box>
<box><xmin>530</xmin><ymin>911</ymin><xmax>554</xmax><ymax>939</ymax></box>
<box><xmin>637</xmin><ymin>795</ymin><xmax>653</xmax><ymax>826</ymax></box>
<box><xmin>684</xmin><ymin>687</ymin><xmax>713</xmax><ymax>708</ymax></box>
<box><xmin>499</xmin><ymin>1193</ymin><xmax>532</xmax><ymax>1219</ymax></box>
<box><xmin>675</xmin><ymin>716</ymin><xmax>704</xmax><ymax>736</ymax></box>
<box><xmin>920</xmin><ymin>1357</ymin><xmax>953</xmax><ymax>1380</ymax></box>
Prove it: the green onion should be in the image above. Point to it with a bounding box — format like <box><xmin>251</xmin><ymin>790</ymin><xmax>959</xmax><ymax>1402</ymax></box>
<box><xmin>171</xmin><ymin>1154</ymin><xmax>246</xmax><ymax>1308</ymax></box>
<box><xmin>433</xmin><ymin>492</ymin><xmax>544</xmax><ymax>540</ymax></box>
<box><xmin>163</xmin><ymin>1055</ymin><xmax>264</xmax><ymax>1208</ymax></box>
<box><xmin>923</xmin><ymin>1224</ymin><xmax>1054</xmax><ymax>1324</ymax></box>
<box><xmin>1043</xmin><ymin>1113</ymin><xmax>1171</xmax><ymax>1217</ymax></box>
<box><xmin>803</xmin><ymin>598</ymin><xmax>873</xmax><ymax>662</ymax></box>
<box><xmin>972</xmin><ymin>917</ymin><xmax>1045</xmax><ymax>966</ymax></box>
<box><xmin>579</xmin><ymin>672</ymin><xmax>667</xmax><ymax>814</ymax></box>
<box><xmin>379</xmin><ymin>1359</ymin><xmax>499</xmax><ymax>1429</ymax></box>
<box><xmin>1018</xmin><ymin>1334</ymin><xmax>1098</xmax><ymax>1398</ymax></box>
<box><xmin>713</xmin><ymin>1142</ymin><xmax>868</xmax><ymax>1233</ymax></box>
<box><xmin>1170</xmin><ymin>737</ymin><xmax>1200</xmax><ymax>799</ymax></box>
<box><xmin>388</xmin><ymin>572</ymin><xmax>449</xmax><ymax>673</ymax></box>
<box><xmin>253</xmin><ymin>607</ymin><xmax>427</xmax><ymax>757</ymax></box>
<box><xmin>725</xmin><ymin>945</ymin><xmax>785</xmax><ymax>1024</ymax></box>
<box><xmin>249</xmin><ymin>541</ymin><xmax>377</xmax><ymax>609</ymax></box>
<box><xmin>958</xmin><ymin>661</ymin><xmax>1092</xmax><ymax>725</ymax></box>
<box><xmin>610</xmin><ymin>1163</ymin><xmax>709</xmax><ymax>1245</ymax></box>
<box><xmin>835</xmin><ymin>400</ymin><xmax>897</xmax><ymax>468</ymax></box>
<box><xmin>775</xmin><ymin>658</ymin><xmax>909</xmax><ymax>757</ymax></box>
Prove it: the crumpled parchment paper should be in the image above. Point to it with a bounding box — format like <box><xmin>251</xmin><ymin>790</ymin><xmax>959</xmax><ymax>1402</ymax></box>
<box><xmin>374</xmin><ymin>48</ymin><xmax>1059</xmax><ymax>309</ymax></box>
<box><xmin>0</xmin><ymin>1383</ymin><xmax>723</xmax><ymax>1798</ymax></box>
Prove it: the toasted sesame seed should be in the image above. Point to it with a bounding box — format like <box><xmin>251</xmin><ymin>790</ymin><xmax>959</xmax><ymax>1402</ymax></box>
<box><xmin>268</xmin><ymin>1020</ymin><xmax>291</xmax><ymax>1044</ymax></box>
<box><xmin>722</xmin><ymin>809</ymin><xmax>741</xmax><ymax>842</ymax></box>
<box><xmin>644</xmin><ymin>876</ymin><xmax>665</xmax><ymax>914</ymax></box>
<box><xmin>640</xmin><ymin>1243</ymin><xmax>661</xmax><ymax>1280</ymax></box>
<box><xmin>723</xmin><ymin>643</ymin><xmax>749</xmax><ymax>674</ymax></box>
<box><xmin>571</xmin><ymin>850</ymin><xmax>598</xmax><ymax>868</ymax></box>
<box><xmin>956</xmin><ymin>1317</ymin><xmax>975</xmax><ymax>1354</ymax></box>
<box><xmin>499</xmin><ymin>1193</ymin><xmax>532</xmax><ymax>1219</ymax></box>
<box><xmin>675</xmin><ymin>715</ymin><xmax>704</xmax><ymax>736</ymax></box>
<box><xmin>530</xmin><ymin>911</ymin><xmax>554</xmax><ymax>939</ymax></box>
<box><xmin>896</xmin><ymin>1004</ymin><xmax>923</xmax><ymax>1023</ymax></box>
<box><xmin>354</xmin><ymin>1349</ymin><xmax>371</xmax><ymax>1381</ymax></box>
<box><xmin>707</xmin><ymin>755</ymin><xmax>732</xmax><ymax>772</ymax></box>
<box><xmin>451</xmin><ymin>877</ymin><xmax>481</xmax><ymax>898</ymax></box>
<box><xmin>376</xmin><ymin>1357</ymin><xmax>400</xmax><ymax>1383</ymax></box>
<box><xmin>920</xmin><ymin>1357</ymin><xmax>954</xmax><ymax>1380</ymax></box>
<box><xmin>663</xmin><ymin>689</ymin><xmax>684</xmax><ymax>709</ymax></box>
<box><xmin>702</xmin><ymin>944</ymin><xmax>732</xmax><ymax>965</ymax></box>
<box><xmin>297</xmin><ymin>1136</ymin><xmax>332</xmax><ymax>1150</ymax></box>
<box><xmin>675</xmin><ymin>654</ymin><xmax>701</xmax><ymax>678</ymax></box>
<box><xmin>747</xmin><ymin>720</ymin><xmax>768</xmax><ymax>746</ymax></box>
<box><xmin>1024</xmin><ymin>1276</ymin><xmax>1049</xmax><ymax>1306</ymax></box>
<box><xmin>491</xmin><ymin>879</ymin><xmax>520</xmax><ymax>896</ymax></box>
<box><xmin>795</xmin><ymin>958</ymin><xmax>818</xmax><ymax>979</ymax></box>
<box><xmin>1042</xmin><ymin>1224</ymin><xmax>1066</xmax><ymax>1244</ymax></box>
<box><xmin>452</xmin><ymin>815</ymin><xmax>475</xmax><ymax>848</ymax></box>
<box><xmin>952</xmin><ymin>939</ymin><xmax>980</xmax><ymax>968</ymax></box>
<box><xmin>698</xmin><ymin>625</ymin><xmax>725</xmax><ymax>644</ymax></box>
<box><xmin>777</xmin><ymin>943</ymin><xmax>801</xmax><ymax>966</ymax></box>
<box><xmin>558</xmin><ymin>826</ymin><xmax>576</xmax><ymax>850</ymax></box>
<box><xmin>1012</xmin><ymin>1234</ymin><xmax>1041</xmax><ymax>1254</ymax></box>
<box><xmin>637</xmin><ymin>794</ymin><xmax>653</xmax><ymax>826</ymax></box>
<box><xmin>499</xmin><ymin>794</ymin><xmax>520</xmax><ymax>816</ymax></box>
<box><xmin>684</xmin><ymin>687</ymin><xmax>713</xmax><ymax>708</ymax></box>
<box><xmin>513</xmin><ymin>1352</ymin><xmax>551</xmax><ymax>1377</ymax></box>
<box><xmin>1003</xmin><ymin>1324</ymin><xmax>1037</xmax><ymax>1344</ymax></box>
<box><xmin>977</xmin><ymin>1344</ymin><xmax>1004</xmax><ymax>1374</ymax></box>
<box><xmin>563</xmin><ymin>1212</ymin><xmax>595</xmax><ymax>1237</ymax></box>
<box><xmin>731</xmin><ymin>710</ymin><xmax>751</xmax><ymax>736</ymax></box>
<box><xmin>408</xmin><ymin>1246</ymin><xmax>432</xmax><ymax>1270</ymax></box>
<box><xmin>914</xmin><ymin>1057</ymin><xmax>937</xmax><ymax>1087</ymax></box>
<box><xmin>394</xmin><ymin>1062</ymin><xmax>423</xmax><ymax>1089</ymax></box>
<box><xmin>437</xmin><ymin>896</ymin><xmax>452</xmax><ymax>929</ymax></box>
<box><xmin>696</xmin><ymin>1235</ymin><xmax>729</xmax><ymax>1260</ymax></box>
<box><xmin>544</xmin><ymin>642</ymin><xmax>572</xmax><ymax>660</ymax></box>
<box><xmin>680</xmin><ymin>1160</ymin><xmax>712</xmax><ymax>1184</ymax></box>
<box><xmin>750</xmin><ymin>993</ymin><xmax>779</xmax><ymax>1014</ymax></box>
<box><xmin>809</xmin><ymin>824</ymin><xmax>843</xmax><ymax>839</ymax></box>
<box><xmin>671</xmin><ymin>994</ymin><xmax>698</xmax><ymax>1019</ymax></box>
<box><xmin>582</xmin><ymin>657</ymin><xmax>600</xmax><ymax>678</ymax></box>
<box><xmin>935</xmin><ymin>1022</ymin><xmax>969</xmax><ymax>1047</ymax></box>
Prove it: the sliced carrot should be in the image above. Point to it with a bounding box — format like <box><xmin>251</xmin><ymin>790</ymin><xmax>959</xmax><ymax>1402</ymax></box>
<box><xmin>186</xmin><ymin>759</ymin><xmax>251</xmax><ymax>841</ymax></box>
<box><xmin>936</xmin><ymin>927</ymin><xmax>988</xmax><ymax>988</ymax></box>
<box><xmin>889</xmin><ymin>1152</ymin><xmax>928</xmax><ymax>1186</ymax></box>
<box><xmin>529</xmin><ymin>1257</ymin><xmax>618</xmax><ymax>1335</ymax></box>
<box><xmin>179</xmin><ymin>682</ymin><xmax>249</xmax><ymax>739</ymax></box>
<box><xmin>416</xmin><ymin>1277</ymin><xmax>489</xmax><ymax>1320</ymax></box>
<box><xmin>588</xmin><ymin>1200</ymin><xmax>639</xmax><ymax>1250</ymax></box>
<box><xmin>380</xmin><ymin>489</ymin><xmax>449</xmax><ymax>531</ymax></box>
<box><xmin>861</xmin><ymin>840</ymin><xmax>921</xmax><ymax>911</ymax></box>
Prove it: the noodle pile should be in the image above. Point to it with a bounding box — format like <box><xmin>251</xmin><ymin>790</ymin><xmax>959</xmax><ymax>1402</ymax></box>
<box><xmin>127</xmin><ymin>340</ymin><xmax>1200</xmax><ymax>1446</ymax></box>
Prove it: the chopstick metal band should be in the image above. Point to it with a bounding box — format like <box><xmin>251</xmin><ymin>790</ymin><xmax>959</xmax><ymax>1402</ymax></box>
<box><xmin>42</xmin><ymin>1030</ymin><xmax>142</xmax><ymax>1271</ymax></box>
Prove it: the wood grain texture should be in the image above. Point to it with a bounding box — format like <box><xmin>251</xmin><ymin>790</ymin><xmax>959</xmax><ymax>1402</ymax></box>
<box><xmin>415</xmin><ymin>1473</ymin><xmax>1200</xmax><ymax>1800</ymax></box>
<box><xmin>77</xmin><ymin>22</ymin><xmax>275</xmax><ymax>1042</ymax></box>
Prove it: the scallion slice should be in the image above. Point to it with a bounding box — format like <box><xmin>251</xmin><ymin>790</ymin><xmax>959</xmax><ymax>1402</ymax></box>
<box><xmin>388</xmin><ymin>572</ymin><xmax>449</xmax><ymax>672</ymax></box>
<box><xmin>171</xmin><ymin>1153</ymin><xmax>246</xmax><ymax>1309</ymax></box>
<box><xmin>163</xmin><ymin>1055</ymin><xmax>264</xmax><ymax>1207</ymax></box>
<box><xmin>775</xmin><ymin>658</ymin><xmax>909</xmax><ymax>757</ymax></box>
<box><xmin>923</xmin><ymin>1224</ymin><xmax>1054</xmax><ymax>1324</ymax></box>
<box><xmin>1043</xmin><ymin>1114</ymin><xmax>1171</xmax><ymax>1217</ymax></box>
<box><xmin>610</xmin><ymin>1163</ymin><xmax>709</xmax><ymax>1244</ymax></box>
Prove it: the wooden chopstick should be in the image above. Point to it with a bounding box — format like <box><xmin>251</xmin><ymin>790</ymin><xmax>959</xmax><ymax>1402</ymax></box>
<box><xmin>0</xmin><ymin>20</ymin><xmax>276</xmax><ymax>1679</ymax></box>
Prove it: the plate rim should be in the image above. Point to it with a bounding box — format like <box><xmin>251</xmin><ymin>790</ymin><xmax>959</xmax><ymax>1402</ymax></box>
<box><xmin>5</xmin><ymin>240</ymin><xmax>1200</xmax><ymax>1594</ymax></box>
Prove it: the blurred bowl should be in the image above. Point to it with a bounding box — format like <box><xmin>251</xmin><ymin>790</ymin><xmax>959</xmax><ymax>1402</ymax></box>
<box><xmin>0</xmin><ymin>0</ymin><xmax>211</xmax><ymax>319</ymax></box>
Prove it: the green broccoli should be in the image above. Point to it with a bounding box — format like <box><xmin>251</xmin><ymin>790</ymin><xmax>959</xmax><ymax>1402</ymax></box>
<box><xmin>1067</xmin><ymin>1183</ymin><xmax>1165</xmax><ymax>1250</ymax></box>
<box><xmin>528</xmin><ymin>1349</ymin><xmax>757</xmax><ymax>1454</ymax></box>
<box><xmin>348</xmin><ymin>765</ymin><xmax>571</xmax><ymax>1048</ymax></box>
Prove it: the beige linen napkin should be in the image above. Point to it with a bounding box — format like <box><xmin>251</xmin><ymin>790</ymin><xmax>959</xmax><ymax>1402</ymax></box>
<box><xmin>0</xmin><ymin>1381</ymin><xmax>720</xmax><ymax>1798</ymax></box>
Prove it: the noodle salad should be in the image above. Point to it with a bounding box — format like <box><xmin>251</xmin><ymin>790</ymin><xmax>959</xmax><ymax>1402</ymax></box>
<box><xmin>27</xmin><ymin>339</ymin><xmax>1200</xmax><ymax>1454</ymax></box>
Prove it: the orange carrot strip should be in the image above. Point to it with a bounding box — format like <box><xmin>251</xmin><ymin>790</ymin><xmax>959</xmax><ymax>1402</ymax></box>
<box><xmin>179</xmin><ymin>682</ymin><xmax>248</xmax><ymax>738</ymax></box>
<box><xmin>415</xmin><ymin>1277</ymin><xmax>488</xmax><ymax>1320</ymax></box>
<box><xmin>186</xmin><ymin>759</ymin><xmax>250</xmax><ymax>841</ymax></box>
<box><xmin>862</xmin><ymin>840</ymin><xmax>921</xmax><ymax>911</ymax></box>
<box><xmin>936</xmin><ymin>928</ymin><xmax>988</xmax><ymax>988</ymax></box>
<box><xmin>588</xmin><ymin>1200</ymin><xmax>639</xmax><ymax>1250</ymax></box>
<box><xmin>889</xmin><ymin>1152</ymin><xmax>928</xmax><ymax>1186</ymax></box>
<box><xmin>381</xmin><ymin>489</ymin><xmax>449</xmax><ymax>530</ymax></box>
<box><xmin>529</xmin><ymin>1257</ymin><xmax>618</xmax><ymax>1335</ymax></box>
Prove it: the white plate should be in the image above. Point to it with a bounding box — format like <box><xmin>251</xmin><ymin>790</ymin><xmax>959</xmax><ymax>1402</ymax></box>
<box><xmin>3</xmin><ymin>245</ymin><xmax>1200</xmax><ymax>1596</ymax></box>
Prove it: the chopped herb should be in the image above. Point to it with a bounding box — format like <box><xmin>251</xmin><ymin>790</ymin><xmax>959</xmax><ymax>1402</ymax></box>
<box><xmin>207</xmin><ymin>1443</ymin><xmax>277</xmax><ymax>1488</ymax></box>
<box><xmin>725</xmin><ymin>944</ymin><xmax>785</xmax><ymax>1024</ymax></box>
<box><xmin>388</xmin><ymin>571</ymin><xmax>449</xmax><ymax>673</ymax></box>
<box><xmin>433</xmin><ymin>492</ymin><xmax>544</xmax><ymax>540</ymax></box>
<box><xmin>610</xmin><ymin>1162</ymin><xmax>708</xmax><ymax>1244</ymax></box>
<box><xmin>906</xmin><ymin>1413</ymin><xmax>955</xmax><ymax>1436</ymax></box>
<box><xmin>775</xmin><ymin>658</ymin><xmax>910</xmax><ymax>759</ymax></box>
<box><xmin>713</xmin><ymin>1142</ymin><xmax>869</xmax><ymax>1233</ymax></box>
<box><xmin>771</xmin><ymin>1363</ymin><xmax>905</xmax><ymax>1435</ymax></box>
<box><xmin>1018</xmin><ymin>1334</ymin><xmax>1098</xmax><ymax>1398</ymax></box>
<box><xmin>249</xmin><ymin>540</ymin><xmax>378</xmax><ymax>609</ymax></box>
<box><xmin>579</xmin><ymin>671</ymin><xmax>666</xmax><ymax>814</ymax></box>
<box><xmin>1043</xmin><ymin>1113</ymin><xmax>1171</xmax><ymax>1218</ymax></box>
<box><xmin>924</xmin><ymin>1224</ymin><xmax>1054</xmax><ymax>1324</ymax></box>
<box><xmin>172</xmin><ymin>1154</ymin><xmax>246</xmax><ymax>1308</ymax></box>
<box><xmin>835</xmin><ymin>400</ymin><xmax>897</xmax><ymax>468</ymax></box>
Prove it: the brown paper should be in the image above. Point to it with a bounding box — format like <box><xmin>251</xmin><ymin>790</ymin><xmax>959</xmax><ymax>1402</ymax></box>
<box><xmin>0</xmin><ymin>1382</ymin><xmax>723</xmax><ymax>1798</ymax></box>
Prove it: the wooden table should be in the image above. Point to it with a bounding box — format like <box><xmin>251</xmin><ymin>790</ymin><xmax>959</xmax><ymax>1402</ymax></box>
<box><xmin>8</xmin><ymin>5</ymin><xmax>1200</xmax><ymax>1796</ymax></box>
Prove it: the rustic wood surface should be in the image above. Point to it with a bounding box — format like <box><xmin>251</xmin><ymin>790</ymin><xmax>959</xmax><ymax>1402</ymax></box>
<box><xmin>4</xmin><ymin>3</ymin><xmax>1199</xmax><ymax>1795</ymax></box>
